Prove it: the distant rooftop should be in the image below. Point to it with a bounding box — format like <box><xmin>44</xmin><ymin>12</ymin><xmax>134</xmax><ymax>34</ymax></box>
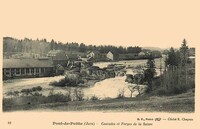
<box><xmin>3</xmin><ymin>59</ymin><xmax>54</xmax><ymax>68</ymax></box>
<box><xmin>47</xmin><ymin>50</ymin><xmax>68</xmax><ymax>60</ymax></box>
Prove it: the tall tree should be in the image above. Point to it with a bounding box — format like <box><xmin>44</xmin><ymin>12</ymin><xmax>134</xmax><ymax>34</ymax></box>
<box><xmin>180</xmin><ymin>39</ymin><xmax>189</xmax><ymax>66</ymax></box>
<box><xmin>50</xmin><ymin>39</ymin><xmax>55</xmax><ymax>50</ymax></box>
<box><xmin>79</xmin><ymin>43</ymin><xmax>87</xmax><ymax>52</ymax></box>
<box><xmin>165</xmin><ymin>47</ymin><xmax>181</xmax><ymax>68</ymax></box>
<box><xmin>144</xmin><ymin>54</ymin><xmax>156</xmax><ymax>91</ymax></box>
<box><xmin>180</xmin><ymin>39</ymin><xmax>189</xmax><ymax>84</ymax></box>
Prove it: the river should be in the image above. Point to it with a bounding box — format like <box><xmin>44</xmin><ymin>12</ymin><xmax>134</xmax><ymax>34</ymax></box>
<box><xmin>94</xmin><ymin>58</ymin><xmax>165</xmax><ymax>69</ymax></box>
<box><xmin>83</xmin><ymin>76</ymin><xmax>146</xmax><ymax>99</ymax></box>
<box><xmin>3</xmin><ymin>58</ymin><xmax>164</xmax><ymax>99</ymax></box>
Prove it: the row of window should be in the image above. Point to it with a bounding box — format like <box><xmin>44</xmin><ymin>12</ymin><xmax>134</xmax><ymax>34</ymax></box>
<box><xmin>4</xmin><ymin>68</ymin><xmax>46</xmax><ymax>75</ymax></box>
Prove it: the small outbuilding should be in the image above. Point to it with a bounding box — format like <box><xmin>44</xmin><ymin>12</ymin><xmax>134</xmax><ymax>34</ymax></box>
<box><xmin>106</xmin><ymin>51</ymin><xmax>114</xmax><ymax>61</ymax></box>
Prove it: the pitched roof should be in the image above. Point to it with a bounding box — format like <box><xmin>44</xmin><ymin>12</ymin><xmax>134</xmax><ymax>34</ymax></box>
<box><xmin>47</xmin><ymin>50</ymin><xmax>63</xmax><ymax>56</ymax></box>
<box><xmin>47</xmin><ymin>50</ymin><xmax>68</xmax><ymax>60</ymax></box>
<box><xmin>107</xmin><ymin>51</ymin><xmax>113</xmax><ymax>54</ymax></box>
<box><xmin>87</xmin><ymin>50</ymin><xmax>100</xmax><ymax>54</ymax></box>
<box><xmin>3</xmin><ymin>59</ymin><xmax>54</xmax><ymax>68</ymax></box>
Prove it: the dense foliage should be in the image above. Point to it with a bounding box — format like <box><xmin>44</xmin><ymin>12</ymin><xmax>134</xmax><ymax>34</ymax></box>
<box><xmin>154</xmin><ymin>39</ymin><xmax>195</xmax><ymax>95</ymax></box>
<box><xmin>3</xmin><ymin>37</ymin><xmax>142</xmax><ymax>56</ymax></box>
<box><xmin>144</xmin><ymin>54</ymin><xmax>156</xmax><ymax>91</ymax></box>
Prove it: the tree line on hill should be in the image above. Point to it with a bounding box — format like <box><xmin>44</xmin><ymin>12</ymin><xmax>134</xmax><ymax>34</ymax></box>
<box><xmin>3</xmin><ymin>37</ymin><xmax>142</xmax><ymax>56</ymax></box>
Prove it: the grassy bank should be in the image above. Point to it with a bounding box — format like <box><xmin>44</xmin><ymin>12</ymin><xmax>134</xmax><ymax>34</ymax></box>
<box><xmin>3</xmin><ymin>89</ymin><xmax>194</xmax><ymax>112</ymax></box>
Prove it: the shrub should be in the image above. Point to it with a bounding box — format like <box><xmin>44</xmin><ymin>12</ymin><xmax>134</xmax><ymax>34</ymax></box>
<box><xmin>170</xmin><ymin>86</ymin><xmax>187</xmax><ymax>94</ymax></box>
<box><xmin>152</xmin><ymin>78</ymin><xmax>162</xmax><ymax>88</ymax></box>
<box><xmin>125</xmin><ymin>74</ymin><xmax>134</xmax><ymax>83</ymax></box>
<box><xmin>3</xmin><ymin>93</ymin><xmax>72</xmax><ymax>111</ymax></box>
<box><xmin>32</xmin><ymin>92</ymin><xmax>43</xmax><ymax>96</ymax></box>
<box><xmin>65</xmin><ymin>88</ymin><xmax>72</xmax><ymax>101</ymax></box>
<box><xmin>49</xmin><ymin>78</ymin><xmax>66</xmax><ymax>87</ymax></box>
<box><xmin>21</xmin><ymin>88</ymin><xmax>32</xmax><ymax>95</ymax></box>
<box><xmin>65</xmin><ymin>76</ymin><xmax>79</xmax><ymax>86</ymax></box>
<box><xmin>135</xmin><ymin>65</ymin><xmax>144</xmax><ymax>69</ymax></box>
<box><xmin>188</xmin><ymin>69</ymin><xmax>195</xmax><ymax>75</ymax></box>
<box><xmin>90</xmin><ymin>95</ymin><xmax>99</xmax><ymax>101</ymax></box>
<box><xmin>73</xmin><ymin>88</ymin><xmax>84</xmax><ymax>101</ymax></box>
<box><xmin>13</xmin><ymin>91</ymin><xmax>20</xmax><ymax>96</ymax></box>
<box><xmin>154</xmin><ymin>66</ymin><xmax>195</xmax><ymax>96</ymax></box>
<box><xmin>50</xmin><ymin>74</ymin><xmax>80</xmax><ymax>87</ymax></box>
<box><xmin>190</xmin><ymin>81</ymin><xmax>195</xmax><ymax>89</ymax></box>
<box><xmin>117</xmin><ymin>89</ymin><xmax>125</xmax><ymax>99</ymax></box>
<box><xmin>156</xmin><ymin>84</ymin><xmax>189</xmax><ymax>96</ymax></box>
<box><xmin>3</xmin><ymin>97</ymin><xmax>15</xmax><ymax>108</ymax></box>
<box><xmin>48</xmin><ymin>89</ymin><xmax>55</xmax><ymax>96</ymax></box>
<box><xmin>116</xmin><ymin>93</ymin><xmax>125</xmax><ymax>99</ymax></box>
<box><xmin>157</xmin><ymin>88</ymin><xmax>168</xmax><ymax>96</ymax></box>
<box><xmin>18</xmin><ymin>86</ymin><xmax>43</xmax><ymax>96</ymax></box>
<box><xmin>46</xmin><ymin>92</ymin><xmax>70</xmax><ymax>103</ymax></box>
<box><xmin>78</xmin><ymin>79</ymin><xmax>85</xmax><ymax>84</ymax></box>
<box><xmin>6</xmin><ymin>91</ymin><xmax>14</xmax><ymax>96</ymax></box>
<box><xmin>133</xmin><ymin>74</ymin><xmax>144</xmax><ymax>85</ymax></box>
<box><xmin>6</xmin><ymin>91</ymin><xmax>20</xmax><ymax>97</ymax></box>
<box><xmin>32</xmin><ymin>86</ymin><xmax>42</xmax><ymax>91</ymax></box>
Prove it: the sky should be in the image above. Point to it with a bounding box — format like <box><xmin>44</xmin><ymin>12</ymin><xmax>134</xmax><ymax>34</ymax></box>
<box><xmin>0</xmin><ymin>0</ymin><xmax>200</xmax><ymax>48</ymax></box>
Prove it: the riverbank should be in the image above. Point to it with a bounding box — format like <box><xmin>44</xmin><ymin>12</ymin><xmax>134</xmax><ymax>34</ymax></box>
<box><xmin>3</xmin><ymin>58</ymin><xmax>194</xmax><ymax>112</ymax></box>
<box><xmin>3</xmin><ymin>89</ymin><xmax>194</xmax><ymax>112</ymax></box>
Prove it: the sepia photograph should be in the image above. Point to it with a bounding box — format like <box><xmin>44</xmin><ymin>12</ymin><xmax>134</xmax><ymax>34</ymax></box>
<box><xmin>0</xmin><ymin>0</ymin><xmax>199</xmax><ymax>129</ymax></box>
<box><xmin>2</xmin><ymin>37</ymin><xmax>195</xmax><ymax>113</ymax></box>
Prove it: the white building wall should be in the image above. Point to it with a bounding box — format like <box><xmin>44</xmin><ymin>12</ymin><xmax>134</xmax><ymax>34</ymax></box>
<box><xmin>106</xmin><ymin>51</ymin><xmax>113</xmax><ymax>60</ymax></box>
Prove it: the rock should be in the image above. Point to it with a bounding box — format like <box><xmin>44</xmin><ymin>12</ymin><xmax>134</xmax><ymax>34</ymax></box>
<box><xmin>116</xmin><ymin>71</ymin><xmax>126</xmax><ymax>76</ymax></box>
<box><xmin>133</xmin><ymin>73</ymin><xmax>144</xmax><ymax>84</ymax></box>
<box><xmin>80</xmin><ymin>69</ymin><xmax>88</xmax><ymax>76</ymax></box>
<box><xmin>107</xmin><ymin>64</ymin><xmax>126</xmax><ymax>71</ymax></box>
<box><xmin>125</xmin><ymin>74</ymin><xmax>134</xmax><ymax>83</ymax></box>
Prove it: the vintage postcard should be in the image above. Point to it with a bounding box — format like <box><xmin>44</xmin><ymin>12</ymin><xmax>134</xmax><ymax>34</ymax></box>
<box><xmin>0</xmin><ymin>0</ymin><xmax>199</xmax><ymax>129</ymax></box>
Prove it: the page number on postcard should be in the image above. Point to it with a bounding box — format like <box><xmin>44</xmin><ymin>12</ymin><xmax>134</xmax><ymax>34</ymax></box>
<box><xmin>8</xmin><ymin>121</ymin><xmax>12</xmax><ymax>125</ymax></box>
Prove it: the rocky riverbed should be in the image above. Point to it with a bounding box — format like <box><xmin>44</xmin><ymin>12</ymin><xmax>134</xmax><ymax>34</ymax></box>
<box><xmin>3</xmin><ymin>59</ymin><xmax>164</xmax><ymax>99</ymax></box>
